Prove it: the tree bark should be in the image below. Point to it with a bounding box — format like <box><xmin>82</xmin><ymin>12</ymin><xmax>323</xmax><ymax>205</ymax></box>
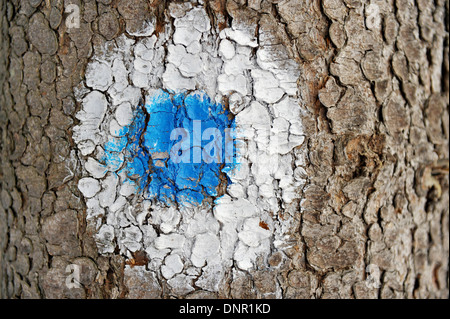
<box><xmin>0</xmin><ymin>0</ymin><xmax>448</xmax><ymax>299</ymax></box>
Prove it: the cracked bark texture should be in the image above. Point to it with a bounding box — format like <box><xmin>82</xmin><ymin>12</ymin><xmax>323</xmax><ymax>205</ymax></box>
<box><xmin>0</xmin><ymin>0</ymin><xmax>448</xmax><ymax>299</ymax></box>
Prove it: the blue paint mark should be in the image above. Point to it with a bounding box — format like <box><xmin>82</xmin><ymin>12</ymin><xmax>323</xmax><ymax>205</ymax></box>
<box><xmin>103</xmin><ymin>89</ymin><xmax>238</xmax><ymax>206</ymax></box>
<box><xmin>104</xmin><ymin>136</ymin><xmax>127</xmax><ymax>153</ymax></box>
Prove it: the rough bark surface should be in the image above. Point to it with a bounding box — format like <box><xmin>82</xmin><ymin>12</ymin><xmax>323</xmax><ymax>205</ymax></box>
<box><xmin>0</xmin><ymin>0</ymin><xmax>448</xmax><ymax>299</ymax></box>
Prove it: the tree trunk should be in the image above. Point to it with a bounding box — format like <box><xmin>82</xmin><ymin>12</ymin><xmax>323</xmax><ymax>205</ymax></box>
<box><xmin>0</xmin><ymin>0</ymin><xmax>448</xmax><ymax>299</ymax></box>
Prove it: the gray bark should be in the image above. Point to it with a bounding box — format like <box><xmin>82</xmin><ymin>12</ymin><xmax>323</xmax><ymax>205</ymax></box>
<box><xmin>0</xmin><ymin>0</ymin><xmax>448</xmax><ymax>299</ymax></box>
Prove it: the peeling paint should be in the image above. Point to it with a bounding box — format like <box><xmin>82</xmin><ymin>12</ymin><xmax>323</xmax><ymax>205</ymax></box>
<box><xmin>74</xmin><ymin>3</ymin><xmax>307</xmax><ymax>294</ymax></box>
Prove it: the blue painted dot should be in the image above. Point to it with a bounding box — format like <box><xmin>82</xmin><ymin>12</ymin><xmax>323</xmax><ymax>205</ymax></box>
<box><xmin>103</xmin><ymin>89</ymin><xmax>238</xmax><ymax>206</ymax></box>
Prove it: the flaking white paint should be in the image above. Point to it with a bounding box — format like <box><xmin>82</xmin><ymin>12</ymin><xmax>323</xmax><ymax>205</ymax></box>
<box><xmin>74</xmin><ymin>3</ymin><xmax>307</xmax><ymax>295</ymax></box>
